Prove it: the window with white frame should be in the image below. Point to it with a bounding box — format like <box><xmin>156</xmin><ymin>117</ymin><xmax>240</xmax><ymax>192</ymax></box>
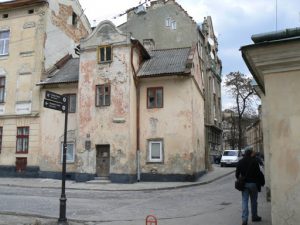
<box><xmin>171</xmin><ymin>20</ymin><xmax>177</xmax><ymax>30</ymax></box>
<box><xmin>165</xmin><ymin>17</ymin><xmax>171</xmax><ymax>27</ymax></box>
<box><xmin>61</xmin><ymin>142</ymin><xmax>75</xmax><ymax>163</ymax></box>
<box><xmin>0</xmin><ymin>30</ymin><xmax>9</xmax><ymax>56</ymax></box>
<box><xmin>148</xmin><ymin>140</ymin><xmax>163</xmax><ymax>162</ymax></box>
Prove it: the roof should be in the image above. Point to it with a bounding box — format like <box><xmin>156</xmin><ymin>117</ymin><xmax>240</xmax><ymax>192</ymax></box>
<box><xmin>137</xmin><ymin>48</ymin><xmax>191</xmax><ymax>77</ymax></box>
<box><xmin>251</xmin><ymin>27</ymin><xmax>300</xmax><ymax>43</ymax></box>
<box><xmin>0</xmin><ymin>0</ymin><xmax>47</xmax><ymax>10</ymax></box>
<box><xmin>37</xmin><ymin>58</ymin><xmax>79</xmax><ymax>86</ymax></box>
<box><xmin>241</xmin><ymin>29</ymin><xmax>300</xmax><ymax>94</ymax></box>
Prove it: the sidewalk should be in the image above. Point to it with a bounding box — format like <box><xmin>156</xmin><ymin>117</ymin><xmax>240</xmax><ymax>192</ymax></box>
<box><xmin>0</xmin><ymin>165</ymin><xmax>235</xmax><ymax>191</ymax></box>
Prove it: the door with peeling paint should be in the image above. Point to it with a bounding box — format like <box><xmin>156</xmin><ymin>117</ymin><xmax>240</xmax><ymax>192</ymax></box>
<box><xmin>96</xmin><ymin>145</ymin><xmax>110</xmax><ymax>177</ymax></box>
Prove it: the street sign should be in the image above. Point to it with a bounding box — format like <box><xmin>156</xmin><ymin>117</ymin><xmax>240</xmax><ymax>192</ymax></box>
<box><xmin>44</xmin><ymin>99</ymin><xmax>66</xmax><ymax>112</ymax></box>
<box><xmin>44</xmin><ymin>91</ymin><xmax>69</xmax><ymax>222</ymax></box>
<box><xmin>45</xmin><ymin>91</ymin><xmax>67</xmax><ymax>104</ymax></box>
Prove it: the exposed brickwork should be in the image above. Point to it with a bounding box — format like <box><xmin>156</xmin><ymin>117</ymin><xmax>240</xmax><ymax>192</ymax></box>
<box><xmin>51</xmin><ymin>3</ymin><xmax>88</xmax><ymax>43</ymax></box>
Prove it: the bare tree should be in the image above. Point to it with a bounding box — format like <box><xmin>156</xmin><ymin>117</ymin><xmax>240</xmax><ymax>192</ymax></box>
<box><xmin>224</xmin><ymin>72</ymin><xmax>257</xmax><ymax>150</ymax></box>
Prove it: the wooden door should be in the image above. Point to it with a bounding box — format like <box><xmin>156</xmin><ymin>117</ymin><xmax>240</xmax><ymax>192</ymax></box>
<box><xmin>96</xmin><ymin>145</ymin><xmax>110</xmax><ymax>177</ymax></box>
<box><xmin>16</xmin><ymin>157</ymin><xmax>27</xmax><ymax>172</ymax></box>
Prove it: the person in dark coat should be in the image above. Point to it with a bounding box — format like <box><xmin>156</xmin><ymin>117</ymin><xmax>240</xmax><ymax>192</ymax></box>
<box><xmin>236</xmin><ymin>148</ymin><xmax>264</xmax><ymax>225</ymax></box>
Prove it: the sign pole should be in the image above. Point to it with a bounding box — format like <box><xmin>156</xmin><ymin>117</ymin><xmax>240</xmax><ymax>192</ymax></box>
<box><xmin>58</xmin><ymin>98</ymin><xmax>68</xmax><ymax>223</ymax></box>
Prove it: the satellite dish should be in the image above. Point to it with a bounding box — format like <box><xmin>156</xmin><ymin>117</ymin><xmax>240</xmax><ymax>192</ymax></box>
<box><xmin>208</xmin><ymin>37</ymin><xmax>215</xmax><ymax>46</ymax></box>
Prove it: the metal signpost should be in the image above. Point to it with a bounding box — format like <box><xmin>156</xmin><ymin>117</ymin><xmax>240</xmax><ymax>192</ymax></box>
<box><xmin>44</xmin><ymin>91</ymin><xmax>68</xmax><ymax>224</ymax></box>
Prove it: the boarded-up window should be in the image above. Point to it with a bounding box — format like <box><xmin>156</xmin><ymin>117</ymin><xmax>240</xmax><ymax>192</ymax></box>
<box><xmin>64</xmin><ymin>94</ymin><xmax>76</xmax><ymax>113</ymax></box>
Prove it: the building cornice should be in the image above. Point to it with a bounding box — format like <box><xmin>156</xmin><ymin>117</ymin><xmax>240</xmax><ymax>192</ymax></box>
<box><xmin>0</xmin><ymin>0</ymin><xmax>47</xmax><ymax>11</ymax></box>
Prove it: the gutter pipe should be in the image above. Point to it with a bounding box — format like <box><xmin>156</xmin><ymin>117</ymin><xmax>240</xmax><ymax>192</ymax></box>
<box><xmin>251</xmin><ymin>27</ymin><xmax>300</xmax><ymax>43</ymax></box>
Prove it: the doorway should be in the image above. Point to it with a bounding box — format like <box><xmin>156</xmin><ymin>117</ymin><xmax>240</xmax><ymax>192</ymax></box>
<box><xmin>96</xmin><ymin>145</ymin><xmax>110</xmax><ymax>177</ymax></box>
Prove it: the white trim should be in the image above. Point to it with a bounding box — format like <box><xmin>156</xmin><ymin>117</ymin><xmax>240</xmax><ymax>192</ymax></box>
<box><xmin>171</xmin><ymin>21</ymin><xmax>177</xmax><ymax>30</ymax></box>
<box><xmin>61</xmin><ymin>142</ymin><xmax>75</xmax><ymax>163</ymax></box>
<box><xmin>149</xmin><ymin>140</ymin><xmax>163</xmax><ymax>162</ymax></box>
<box><xmin>0</xmin><ymin>30</ymin><xmax>9</xmax><ymax>56</ymax></box>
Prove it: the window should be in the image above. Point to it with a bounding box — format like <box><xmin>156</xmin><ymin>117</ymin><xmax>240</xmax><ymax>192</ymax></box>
<box><xmin>96</xmin><ymin>84</ymin><xmax>110</xmax><ymax>107</ymax></box>
<box><xmin>97</xmin><ymin>46</ymin><xmax>112</xmax><ymax>63</ymax></box>
<box><xmin>0</xmin><ymin>127</ymin><xmax>2</xmax><ymax>153</ymax></box>
<box><xmin>165</xmin><ymin>17</ymin><xmax>171</xmax><ymax>27</ymax></box>
<box><xmin>148</xmin><ymin>140</ymin><xmax>163</xmax><ymax>162</ymax></box>
<box><xmin>61</xmin><ymin>142</ymin><xmax>75</xmax><ymax>163</ymax></box>
<box><xmin>64</xmin><ymin>94</ymin><xmax>76</xmax><ymax>113</ymax></box>
<box><xmin>0</xmin><ymin>30</ymin><xmax>9</xmax><ymax>56</ymax></box>
<box><xmin>16</xmin><ymin>127</ymin><xmax>29</xmax><ymax>153</ymax></box>
<box><xmin>171</xmin><ymin>21</ymin><xmax>177</xmax><ymax>30</ymax></box>
<box><xmin>147</xmin><ymin>87</ymin><xmax>163</xmax><ymax>108</ymax></box>
<box><xmin>28</xmin><ymin>9</ymin><xmax>34</xmax><ymax>14</ymax></box>
<box><xmin>0</xmin><ymin>77</ymin><xmax>5</xmax><ymax>103</ymax></box>
<box><xmin>2</xmin><ymin>14</ymin><xmax>8</xmax><ymax>18</ymax></box>
<box><xmin>72</xmin><ymin>12</ymin><xmax>77</xmax><ymax>26</ymax></box>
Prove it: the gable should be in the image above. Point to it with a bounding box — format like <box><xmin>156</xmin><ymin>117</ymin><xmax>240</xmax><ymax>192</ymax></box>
<box><xmin>81</xmin><ymin>20</ymin><xmax>128</xmax><ymax>50</ymax></box>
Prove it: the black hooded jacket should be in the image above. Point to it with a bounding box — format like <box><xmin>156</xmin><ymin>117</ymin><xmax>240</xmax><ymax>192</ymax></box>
<box><xmin>235</xmin><ymin>156</ymin><xmax>261</xmax><ymax>184</ymax></box>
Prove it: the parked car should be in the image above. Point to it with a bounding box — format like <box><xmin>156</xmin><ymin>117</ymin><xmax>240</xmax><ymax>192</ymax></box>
<box><xmin>220</xmin><ymin>150</ymin><xmax>242</xmax><ymax>167</ymax></box>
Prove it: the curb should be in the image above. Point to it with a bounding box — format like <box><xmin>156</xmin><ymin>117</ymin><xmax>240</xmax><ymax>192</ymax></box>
<box><xmin>0</xmin><ymin>170</ymin><xmax>235</xmax><ymax>192</ymax></box>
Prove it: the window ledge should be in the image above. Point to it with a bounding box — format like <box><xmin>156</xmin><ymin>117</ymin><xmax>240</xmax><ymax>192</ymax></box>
<box><xmin>0</xmin><ymin>55</ymin><xmax>8</xmax><ymax>60</ymax></box>
<box><xmin>146</xmin><ymin>161</ymin><xmax>164</xmax><ymax>164</ymax></box>
<box><xmin>98</xmin><ymin>60</ymin><xmax>112</xmax><ymax>64</ymax></box>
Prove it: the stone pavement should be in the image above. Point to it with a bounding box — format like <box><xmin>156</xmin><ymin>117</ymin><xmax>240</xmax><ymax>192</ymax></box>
<box><xmin>2</xmin><ymin>165</ymin><xmax>270</xmax><ymax>225</ymax></box>
<box><xmin>0</xmin><ymin>165</ymin><xmax>235</xmax><ymax>191</ymax></box>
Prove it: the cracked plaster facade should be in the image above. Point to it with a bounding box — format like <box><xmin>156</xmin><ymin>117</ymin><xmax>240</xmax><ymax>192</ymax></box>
<box><xmin>0</xmin><ymin>0</ymin><xmax>90</xmax><ymax>177</ymax></box>
<box><xmin>242</xmin><ymin>36</ymin><xmax>300</xmax><ymax>225</ymax></box>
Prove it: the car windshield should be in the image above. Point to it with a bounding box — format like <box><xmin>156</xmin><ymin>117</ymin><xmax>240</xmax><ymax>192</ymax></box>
<box><xmin>223</xmin><ymin>151</ymin><xmax>238</xmax><ymax>156</ymax></box>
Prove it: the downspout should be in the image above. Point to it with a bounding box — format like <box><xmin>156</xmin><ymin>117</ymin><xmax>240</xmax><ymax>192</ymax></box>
<box><xmin>131</xmin><ymin>44</ymin><xmax>141</xmax><ymax>182</ymax></box>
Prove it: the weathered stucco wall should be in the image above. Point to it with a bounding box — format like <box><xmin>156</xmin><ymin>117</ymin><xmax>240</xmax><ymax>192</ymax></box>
<box><xmin>122</xmin><ymin>0</ymin><xmax>198</xmax><ymax>49</ymax></box>
<box><xmin>0</xmin><ymin>117</ymin><xmax>40</xmax><ymax>166</ymax></box>
<box><xmin>45</xmin><ymin>0</ymin><xmax>90</xmax><ymax>70</ymax></box>
<box><xmin>39</xmin><ymin>85</ymin><xmax>78</xmax><ymax>172</ymax></box>
<box><xmin>190</xmin><ymin>48</ymin><xmax>205</xmax><ymax>173</ymax></box>
<box><xmin>0</xmin><ymin>4</ymin><xmax>46</xmax><ymax>168</ymax></box>
<box><xmin>78</xmin><ymin>36</ymin><xmax>136</xmax><ymax>177</ymax></box>
<box><xmin>139</xmin><ymin>76</ymin><xmax>200</xmax><ymax>175</ymax></box>
<box><xmin>264</xmin><ymin>71</ymin><xmax>300</xmax><ymax>225</ymax></box>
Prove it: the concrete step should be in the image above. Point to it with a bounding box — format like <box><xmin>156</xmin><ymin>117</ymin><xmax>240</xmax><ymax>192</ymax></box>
<box><xmin>86</xmin><ymin>177</ymin><xmax>111</xmax><ymax>184</ymax></box>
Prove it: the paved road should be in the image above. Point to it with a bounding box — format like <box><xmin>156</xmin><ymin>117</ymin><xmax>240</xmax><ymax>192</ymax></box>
<box><xmin>0</xmin><ymin>173</ymin><xmax>271</xmax><ymax>225</ymax></box>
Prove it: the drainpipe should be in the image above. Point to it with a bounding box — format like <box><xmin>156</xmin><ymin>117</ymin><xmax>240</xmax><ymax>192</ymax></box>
<box><xmin>131</xmin><ymin>43</ymin><xmax>141</xmax><ymax>182</ymax></box>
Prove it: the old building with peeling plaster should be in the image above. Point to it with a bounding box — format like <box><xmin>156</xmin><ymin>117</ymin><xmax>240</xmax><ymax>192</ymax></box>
<box><xmin>0</xmin><ymin>0</ymin><xmax>90</xmax><ymax>177</ymax></box>
<box><xmin>77</xmin><ymin>20</ymin><xmax>205</xmax><ymax>183</ymax></box>
<box><xmin>242</xmin><ymin>28</ymin><xmax>300</xmax><ymax>225</ymax></box>
<box><xmin>119</xmin><ymin>0</ymin><xmax>223</xmax><ymax>169</ymax></box>
<box><xmin>0</xmin><ymin>0</ymin><xmax>220</xmax><ymax>183</ymax></box>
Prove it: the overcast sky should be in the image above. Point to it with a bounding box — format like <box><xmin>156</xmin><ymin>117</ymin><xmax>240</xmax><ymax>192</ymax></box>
<box><xmin>78</xmin><ymin>0</ymin><xmax>300</xmax><ymax>109</ymax></box>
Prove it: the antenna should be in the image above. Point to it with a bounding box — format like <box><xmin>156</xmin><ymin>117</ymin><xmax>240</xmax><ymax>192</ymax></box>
<box><xmin>275</xmin><ymin>0</ymin><xmax>278</xmax><ymax>31</ymax></box>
